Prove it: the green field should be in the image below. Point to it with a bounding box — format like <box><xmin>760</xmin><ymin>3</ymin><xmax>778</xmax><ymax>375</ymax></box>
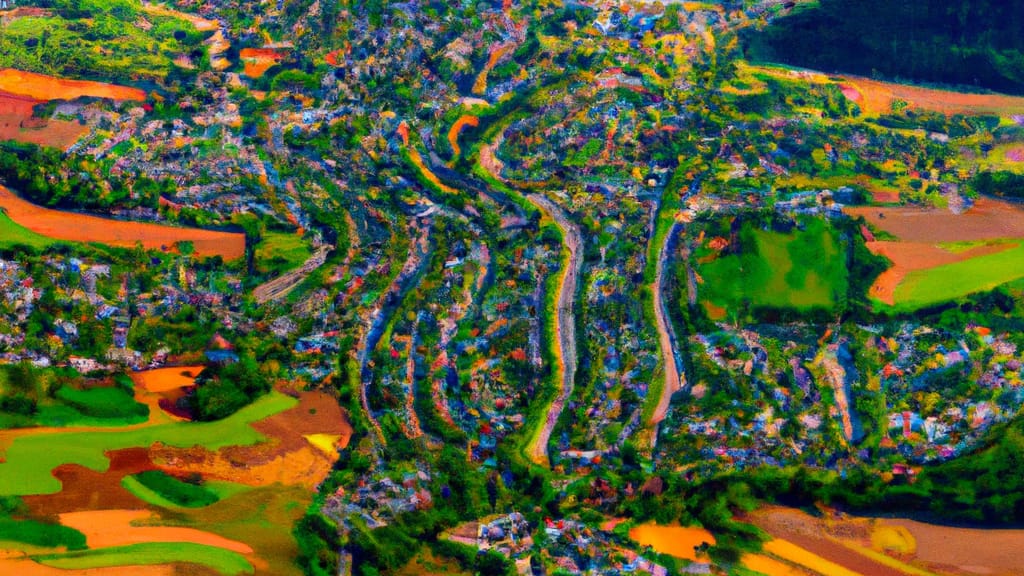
<box><xmin>891</xmin><ymin>243</ymin><xmax>1024</xmax><ymax>309</ymax></box>
<box><xmin>0</xmin><ymin>392</ymin><xmax>296</xmax><ymax>496</ymax></box>
<box><xmin>34</xmin><ymin>542</ymin><xmax>254</xmax><ymax>575</ymax></box>
<box><xmin>255</xmin><ymin>231</ymin><xmax>312</xmax><ymax>275</ymax></box>
<box><xmin>0</xmin><ymin>517</ymin><xmax>86</xmax><ymax>550</ymax></box>
<box><xmin>698</xmin><ymin>219</ymin><xmax>847</xmax><ymax>315</ymax></box>
<box><xmin>126</xmin><ymin>470</ymin><xmax>220</xmax><ymax>508</ymax></box>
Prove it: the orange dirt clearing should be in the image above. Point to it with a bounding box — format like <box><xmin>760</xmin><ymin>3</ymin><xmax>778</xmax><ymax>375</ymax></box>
<box><xmin>59</xmin><ymin>509</ymin><xmax>253</xmax><ymax>555</ymax></box>
<box><xmin>150</xmin><ymin>391</ymin><xmax>352</xmax><ymax>489</ymax></box>
<box><xmin>132</xmin><ymin>366</ymin><xmax>203</xmax><ymax>394</ymax></box>
<box><xmin>0</xmin><ymin>69</ymin><xmax>146</xmax><ymax>102</ymax></box>
<box><xmin>840</xmin><ymin>75</ymin><xmax>1024</xmax><ymax>117</ymax></box>
<box><xmin>863</xmin><ymin>241</ymin><xmax>1016</xmax><ymax>305</ymax></box>
<box><xmin>845</xmin><ymin>198</ymin><xmax>1024</xmax><ymax>243</ymax></box>
<box><xmin>240</xmin><ymin>48</ymin><xmax>286</xmax><ymax>79</ymax></box>
<box><xmin>0</xmin><ymin>185</ymin><xmax>246</xmax><ymax>260</ymax></box>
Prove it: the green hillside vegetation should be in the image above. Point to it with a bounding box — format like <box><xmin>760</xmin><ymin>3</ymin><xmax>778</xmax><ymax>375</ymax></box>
<box><xmin>0</xmin><ymin>516</ymin><xmax>86</xmax><ymax>551</ymax></box>
<box><xmin>128</xmin><ymin>470</ymin><xmax>220</xmax><ymax>508</ymax></box>
<box><xmin>0</xmin><ymin>0</ymin><xmax>208</xmax><ymax>83</ymax></box>
<box><xmin>255</xmin><ymin>231</ymin><xmax>312</xmax><ymax>276</ymax></box>
<box><xmin>0</xmin><ymin>366</ymin><xmax>148</xmax><ymax>428</ymax></box>
<box><xmin>744</xmin><ymin>0</ymin><xmax>1024</xmax><ymax>95</ymax></box>
<box><xmin>34</xmin><ymin>542</ymin><xmax>253</xmax><ymax>575</ymax></box>
<box><xmin>697</xmin><ymin>218</ymin><xmax>847</xmax><ymax>318</ymax></box>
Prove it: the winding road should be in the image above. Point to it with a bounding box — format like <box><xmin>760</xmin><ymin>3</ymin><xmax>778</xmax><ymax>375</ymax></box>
<box><xmin>648</xmin><ymin>220</ymin><xmax>685</xmax><ymax>446</ymax></box>
<box><xmin>524</xmin><ymin>194</ymin><xmax>582</xmax><ymax>466</ymax></box>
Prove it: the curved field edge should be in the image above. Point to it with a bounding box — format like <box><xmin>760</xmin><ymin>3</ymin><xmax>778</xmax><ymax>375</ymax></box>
<box><xmin>33</xmin><ymin>542</ymin><xmax>253</xmax><ymax>575</ymax></box>
<box><xmin>0</xmin><ymin>392</ymin><xmax>297</xmax><ymax>496</ymax></box>
<box><xmin>882</xmin><ymin>243</ymin><xmax>1024</xmax><ymax>311</ymax></box>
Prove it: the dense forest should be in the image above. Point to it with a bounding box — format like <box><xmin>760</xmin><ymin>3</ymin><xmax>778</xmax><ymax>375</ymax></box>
<box><xmin>743</xmin><ymin>0</ymin><xmax>1024</xmax><ymax>94</ymax></box>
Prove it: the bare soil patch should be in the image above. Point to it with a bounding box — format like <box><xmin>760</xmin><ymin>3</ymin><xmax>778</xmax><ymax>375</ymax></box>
<box><xmin>883</xmin><ymin>518</ymin><xmax>1024</xmax><ymax>576</ymax></box>
<box><xmin>840</xmin><ymin>76</ymin><xmax>1024</xmax><ymax>117</ymax></box>
<box><xmin>58</xmin><ymin>509</ymin><xmax>252</xmax><ymax>554</ymax></box>
<box><xmin>845</xmin><ymin>198</ymin><xmax>1024</xmax><ymax>243</ymax></box>
<box><xmin>0</xmin><ymin>557</ymin><xmax>177</xmax><ymax>576</ymax></box>
<box><xmin>149</xmin><ymin>391</ymin><xmax>351</xmax><ymax>489</ymax></box>
<box><xmin>747</xmin><ymin>507</ymin><xmax>908</xmax><ymax>576</ymax></box>
<box><xmin>0</xmin><ymin>69</ymin><xmax>146</xmax><ymax>102</ymax></box>
<box><xmin>23</xmin><ymin>448</ymin><xmax>154</xmax><ymax>516</ymax></box>
<box><xmin>0</xmin><ymin>185</ymin><xmax>245</xmax><ymax>260</ymax></box>
<box><xmin>239</xmin><ymin>49</ymin><xmax>286</xmax><ymax>79</ymax></box>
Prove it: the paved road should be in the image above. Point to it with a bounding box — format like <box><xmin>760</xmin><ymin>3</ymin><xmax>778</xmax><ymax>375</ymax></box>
<box><xmin>525</xmin><ymin>194</ymin><xmax>582</xmax><ymax>466</ymax></box>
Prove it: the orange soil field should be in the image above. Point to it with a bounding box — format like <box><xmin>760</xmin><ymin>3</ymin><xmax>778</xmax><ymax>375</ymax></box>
<box><xmin>150</xmin><ymin>391</ymin><xmax>351</xmax><ymax>488</ymax></box>
<box><xmin>447</xmin><ymin>115</ymin><xmax>479</xmax><ymax>161</ymax></box>
<box><xmin>0</xmin><ymin>69</ymin><xmax>146</xmax><ymax>102</ymax></box>
<box><xmin>882</xmin><ymin>518</ymin><xmax>1024</xmax><ymax>575</ymax></box>
<box><xmin>0</xmin><ymin>185</ymin><xmax>246</xmax><ymax>259</ymax></box>
<box><xmin>846</xmin><ymin>199</ymin><xmax>1024</xmax><ymax>304</ymax></box>
<box><xmin>0</xmin><ymin>92</ymin><xmax>88</xmax><ymax>151</ymax></box>
<box><xmin>59</xmin><ymin>510</ymin><xmax>253</xmax><ymax>554</ymax></box>
<box><xmin>628</xmin><ymin>524</ymin><xmax>715</xmax><ymax>562</ymax></box>
<box><xmin>846</xmin><ymin>198</ymin><xmax>1024</xmax><ymax>243</ymax></box>
<box><xmin>239</xmin><ymin>48</ymin><xmax>286</xmax><ymax>79</ymax></box>
<box><xmin>839</xmin><ymin>75</ymin><xmax>1024</xmax><ymax>117</ymax></box>
<box><xmin>747</xmin><ymin>507</ymin><xmax>909</xmax><ymax>576</ymax></box>
<box><xmin>131</xmin><ymin>366</ymin><xmax>203</xmax><ymax>394</ymax></box>
<box><xmin>864</xmin><ymin>241</ymin><xmax>1016</xmax><ymax>305</ymax></box>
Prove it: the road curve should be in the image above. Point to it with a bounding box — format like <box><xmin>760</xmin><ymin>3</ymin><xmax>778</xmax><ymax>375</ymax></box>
<box><xmin>525</xmin><ymin>194</ymin><xmax>582</xmax><ymax>466</ymax></box>
<box><xmin>649</xmin><ymin>221</ymin><xmax>685</xmax><ymax>443</ymax></box>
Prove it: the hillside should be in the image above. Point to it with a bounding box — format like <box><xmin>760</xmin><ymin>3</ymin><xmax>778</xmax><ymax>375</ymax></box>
<box><xmin>743</xmin><ymin>0</ymin><xmax>1024</xmax><ymax>94</ymax></box>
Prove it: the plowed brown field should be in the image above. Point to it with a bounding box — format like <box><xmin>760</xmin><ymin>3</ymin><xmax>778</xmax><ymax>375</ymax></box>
<box><xmin>0</xmin><ymin>185</ymin><xmax>246</xmax><ymax>259</ymax></box>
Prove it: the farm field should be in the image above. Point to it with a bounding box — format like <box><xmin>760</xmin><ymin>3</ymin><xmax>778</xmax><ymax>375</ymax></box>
<box><xmin>696</xmin><ymin>219</ymin><xmax>847</xmax><ymax>318</ymax></box>
<box><xmin>0</xmin><ymin>68</ymin><xmax>146</xmax><ymax>102</ymax></box>
<box><xmin>846</xmin><ymin>198</ymin><xmax>1024</xmax><ymax>307</ymax></box>
<box><xmin>747</xmin><ymin>506</ymin><xmax>1024</xmax><ymax>576</ymax></box>
<box><xmin>0</xmin><ymin>364</ymin><xmax>351</xmax><ymax>575</ymax></box>
<box><xmin>0</xmin><ymin>185</ymin><xmax>246</xmax><ymax>259</ymax></box>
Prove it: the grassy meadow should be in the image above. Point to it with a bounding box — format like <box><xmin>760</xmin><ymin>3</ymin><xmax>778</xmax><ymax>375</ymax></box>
<box><xmin>697</xmin><ymin>219</ymin><xmax>848</xmax><ymax>318</ymax></box>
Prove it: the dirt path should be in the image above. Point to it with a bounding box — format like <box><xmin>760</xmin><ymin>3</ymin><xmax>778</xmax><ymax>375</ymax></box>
<box><xmin>649</xmin><ymin>221</ymin><xmax>684</xmax><ymax>441</ymax></box>
<box><xmin>524</xmin><ymin>194</ymin><xmax>582</xmax><ymax>466</ymax></box>
<box><xmin>0</xmin><ymin>185</ymin><xmax>245</xmax><ymax>260</ymax></box>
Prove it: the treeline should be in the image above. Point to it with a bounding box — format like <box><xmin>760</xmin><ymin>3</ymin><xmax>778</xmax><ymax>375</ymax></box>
<box><xmin>743</xmin><ymin>0</ymin><xmax>1024</xmax><ymax>95</ymax></box>
<box><xmin>969</xmin><ymin>170</ymin><xmax>1024</xmax><ymax>201</ymax></box>
<box><xmin>189</xmin><ymin>356</ymin><xmax>271</xmax><ymax>421</ymax></box>
<box><xmin>0</xmin><ymin>142</ymin><xmax>169</xmax><ymax>211</ymax></box>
